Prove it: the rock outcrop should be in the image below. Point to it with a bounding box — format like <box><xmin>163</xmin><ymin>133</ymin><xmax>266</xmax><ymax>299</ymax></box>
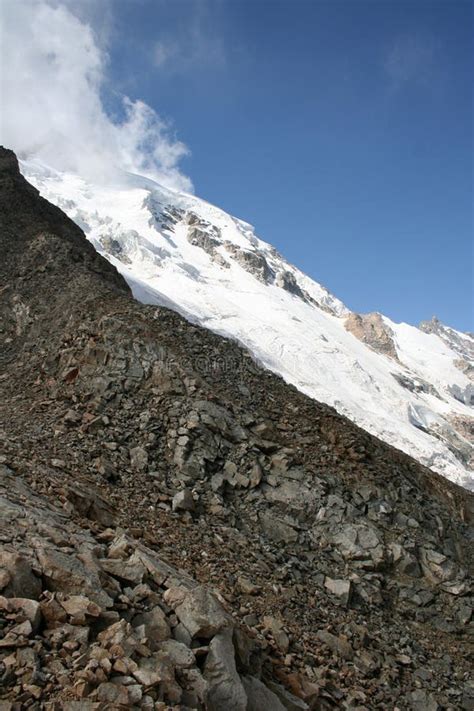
<box><xmin>345</xmin><ymin>312</ymin><xmax>399</xmax><ymax>360</ymax></box>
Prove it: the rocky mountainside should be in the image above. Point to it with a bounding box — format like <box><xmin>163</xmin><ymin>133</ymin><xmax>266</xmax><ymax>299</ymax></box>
<box><xmin>20</xmin><ymin>157</ymin><xmax>474</xmax><ymax>489</ymax></box>
<box><xmin>0</xmin><ymin>146</ymin><xmax>473</xmax><ymax>710</ymax></box>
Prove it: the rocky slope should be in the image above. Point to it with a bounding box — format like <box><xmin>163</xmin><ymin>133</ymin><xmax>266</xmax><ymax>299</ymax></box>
<box><xmin>20</xmin><ymin>157</ymin><xmax>474</xmax><ymax>489</ymax></box>
<box><xmin>0</xmin><ymin>147</ymin><xmax>473</xmax><ymax>710</ymax></box>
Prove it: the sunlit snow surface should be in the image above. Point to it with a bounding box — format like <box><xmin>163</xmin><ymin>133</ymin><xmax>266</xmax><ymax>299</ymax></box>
<box><xmin>21</xmin><ymin>159</ymin><xmax>473</xmax><ymax>489</ymax></box>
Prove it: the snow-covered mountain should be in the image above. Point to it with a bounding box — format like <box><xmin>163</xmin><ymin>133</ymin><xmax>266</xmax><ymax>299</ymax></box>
<box><xmin>21</xmin><ymin>158</ymin><xmax>474</xmax><ymax>489</ymax></box>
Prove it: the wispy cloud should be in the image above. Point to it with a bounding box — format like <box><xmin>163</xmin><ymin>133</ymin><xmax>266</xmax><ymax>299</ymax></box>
<box><xmin>152</xmin><ymin>2</ymin><xmax>226</xmax><ymax>73</ymax></box>
<box><xmin>384</xmin><ymin>35</ymin><xmax>437</xmax><ymax>90</ymax></box>
<box><xmin>0</xmin><ymin>0</ymin><xmax>192</xmax><ymax>191</ymax></box>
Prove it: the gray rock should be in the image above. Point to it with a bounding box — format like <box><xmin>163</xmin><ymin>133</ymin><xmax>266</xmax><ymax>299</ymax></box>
<box><xmin>242</xmin><ymin>675</ymin><xmax>287</xmax><ymax>711</ymax></box>
<box><xmin>99</xmin><ymin>556</ymin><xmax>146</xmax><ymax>584</ymax></box>
<box><xmin>204</xmin><ymin>627</ymin><xmax>248</xmax><ymax>711</ymax></box>
<box><xmin>265</xmin><ymin>680</ymin><xmax>309</xmax><ymax>710</ymax></box>
<box><xmin>158</xmin><ymin>639</ymin><xmax>195</xmax><ymax>668</ymax></box>
<box><xmin>407</xmin><ymin>689</ymin><xmax>440</xmax><ymax>710</ymax></box>
<box><xmin>0</xmin><ymin>551</ymin><xmax>41</xmax><ymax>600</ymax></box>
<box><xmin>36</xmin><ymin>547</ymin><xmax>112</xmax><ymax>608</ymax></box>
<box><xmin>132</xmin><ymin>605</ymin><xmax>171</xmax><ymax>648</ymax></box>
<box><xmin>333</xmin><ymin>523</ymin><xmax>385</xmax><ymax>569</ymax></box>
<box><xmin>324</xmin><ymin>577</ymin><xmax>352</xmax><ymax>606</ymax></box>
<box><xmin>316</xmin><ymin>630</ymin><xmax>354</xmax><ymax>660</ymax></box>
<box><xmin>174</xmin><ymin>585</ymin><xmax>231</xmax><ymax>639</ymax></box>
<box><xmin>172</xmin><ymin>488</ymin><xmax>195</xmax><ymax>512</ymax></box>
<box><xmin>420</xmin><ymin>548</ymin><xmax>458</xmax><ymax>583</ymax></box>
<box><xmin>129</xmin><ymin>445</ymin><xmax>148</xmax><ymax>472</ymax></box>
<box><xmin>66</xmin><ymin>484</ymin><xmax>115</xmax><ymax>526</ymax></box>
<box><xmin>259</xmin><ymin>511</ymin><xmax>298</xmax><ymax>543</ymax></box>
<box><xmin>133</xmin><ymin>654</ymin><xmax>176</xmax><ymax>690</ymax></box>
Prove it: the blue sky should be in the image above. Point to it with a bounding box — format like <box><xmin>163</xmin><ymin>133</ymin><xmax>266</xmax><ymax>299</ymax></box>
<box><xmin>103</xmin><ymin>0</ymin><xmax>473</xmax><ymax>331</ymax></box>
<box><xmin>6</xmin><ymin>0</ymin><xmax>472</xmax><ymax>330</ymax></box>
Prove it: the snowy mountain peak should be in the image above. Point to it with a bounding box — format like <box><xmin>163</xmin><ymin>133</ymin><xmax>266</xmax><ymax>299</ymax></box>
<box><xmin>420</xmin><ymin>316</ymin><xmax>474</xmax><ymax>362</ymax></box>
<box><xmin>20</xmin><ymin>158</ymin><xmax>473</xmax><ymax>489</ymax></box>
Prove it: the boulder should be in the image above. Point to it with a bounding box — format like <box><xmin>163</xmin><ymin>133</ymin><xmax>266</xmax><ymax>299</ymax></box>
<box><xmin>173</xmin><ymin>585</ymin><xmax>231</xmax><ymax>639</ymax></box>
<box><xmin>242</xmin><ymin>675</ymin><xmax>287</xmax><ymax>711</ymax></box>
<box><xmin>259</xmin><ymin>511</ymin><xmax>298</xmax><ymax>544</ymax></box>
<box><xmin>132</xmin><ymin>606</ymin><xmax>171</xmax><ymax>649</ymax></box>
<box><xmin>265</xmin><ymin>681</ymin><xmax>310</xmax><ymax>710</ymax></box>
<box><xmin>420</xmin><ymin>548</ymin><xmax>459</xmax><ymax>584</ymax></box>
<box><xmin>172</xmin><ymin>488</ymin><xmax>195</xmax><ymax>512</ymax></box>
<box><xmin>0</xmin><ymin>596</ymin><xmax>42</xmax><ymax>632</ymax></box>
<box><xmin>0</xmin><ymin>551</ymin><xmax>42</xmax><ymax>600</ymax></box>
<box><xmin>36</xmin><ymin>547</ymin><xmax>112</xmax><ymax>607</ymax></box>
<box><xmin>132</xmin><ymin>654</ymin><xmax>175</xmax><ymax>689</ymax></box>
<box><xmin>203</xmin><ymin>627</ymin><xmax>248</xmax><ymax>711</ymax></box>
<box><xmin>158</xmin><ymin>639</ymin><xmax>195</xmax><ymax>668</ymax></box>
<box><xmin>66</xmin><ymin>485</ymin><xmax>115</xmax><ymax>526</ymax></box>
<box><xmin>60</xmin><ymin>595</ymin><xmax>102</xmax><ymax>623</ymax></box>
<box><xmin>324</xmin><ymin>577</ymin><xmax>352</xmax><ymax>606</ymax></box>
<box><xmin>332</xmin><ymin>523</ymin><xmax>385</xmax><ymax>569</ymax></box>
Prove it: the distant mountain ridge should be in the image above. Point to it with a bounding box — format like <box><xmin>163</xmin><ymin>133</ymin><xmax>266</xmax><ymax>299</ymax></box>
<box><xmin>20</xmin><ymin>157</ymin><xmax>473</xmax><ymax>488</ymax></box>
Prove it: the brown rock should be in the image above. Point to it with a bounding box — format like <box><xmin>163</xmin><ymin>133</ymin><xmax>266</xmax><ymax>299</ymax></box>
<box><xmin>237</xmin><ymin>577</ymin><xmax>261</xmax><ymax>595</ymax></box>
<box><xmin>60</xmin><ymin>595</ymin><xmax>103</xmax><ymax>623</ymax></box>
<box><xmin>263</xmin><ymin>616</ymin><xmax>290</xmax><ymax>654</ymax></box>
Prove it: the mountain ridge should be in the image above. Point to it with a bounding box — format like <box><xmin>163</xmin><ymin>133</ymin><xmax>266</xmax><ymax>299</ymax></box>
<box><xmin>18</xmin><ymin>154</ymin><xmax>474</xmax><ymax>489</ymax></box>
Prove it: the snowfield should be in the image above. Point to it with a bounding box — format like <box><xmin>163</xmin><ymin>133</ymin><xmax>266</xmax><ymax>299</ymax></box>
<box><xmin>21</xmin><ymin>159</ymin><xmax>474</xmax><ymax>489</ymax></box>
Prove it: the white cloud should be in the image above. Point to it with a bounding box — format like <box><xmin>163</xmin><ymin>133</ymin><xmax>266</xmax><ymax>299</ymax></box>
<box><xmin>0</xmin><ymin>0</ymin><xmax>192</xmax><ymax>191</ymax></box>
<box><xmin>384</xmin><ymin>35</ymin><xmax>436</xmax><ymax>90</ymax></box>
